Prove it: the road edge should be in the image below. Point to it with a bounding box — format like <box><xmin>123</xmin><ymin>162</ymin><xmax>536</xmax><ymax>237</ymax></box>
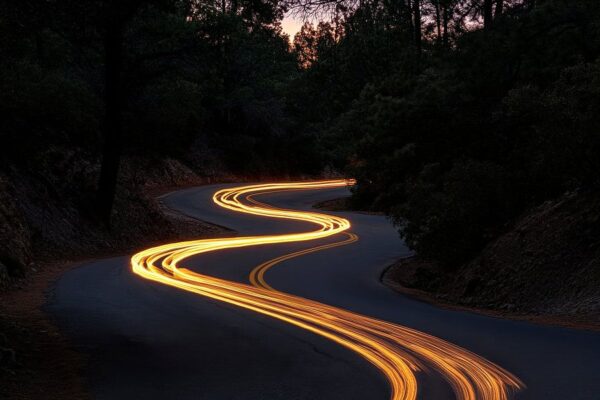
<box><xmin>0</xmin><ymin>184</ymin><xmax>233</xmax><ymax>399</ymax></box>
<box><xmin>380</xmin><ymin>258</ymin><xmax>600</xmax><ymax>332</ymax></box>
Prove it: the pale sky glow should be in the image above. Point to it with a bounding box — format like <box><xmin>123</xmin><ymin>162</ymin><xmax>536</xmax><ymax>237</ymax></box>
<box><xmin>281</xmin><ymin>13</ymin><xmax>303</xmax><ymax>39</ymax></box>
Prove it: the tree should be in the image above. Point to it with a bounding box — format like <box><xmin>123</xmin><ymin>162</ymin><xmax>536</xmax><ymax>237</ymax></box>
<box><xmin>295</xmin><ymin>0</ymin><xmax>600</xmax><ymax>268</ymax></box>
<box><xmin>412</xmin><ymin>0</ymin><xmax>422</xmax><ymax>55</ymax></box>
<box><xmin>483</xmin><ymin>0</ymin><xmax>493</xmax><ymax>29</ymax></box>
<box><xmin>495</xmin><ymin>0</ymin><xmax>503</xmax><ymax>18</ymax></box>
<box><xmin>293</xmin><ymin>21</ymin><xmax>337</xmax><ymax>68</ymax></box>
<box><xmin>293</xmin><ymin>23</ymin><xmax>320</xmax><ymax>68</ymax></box>
<box><xmin>97</xmin><ymin>1</ymin><xmax>142</xmax><ymax>225</ymax></box>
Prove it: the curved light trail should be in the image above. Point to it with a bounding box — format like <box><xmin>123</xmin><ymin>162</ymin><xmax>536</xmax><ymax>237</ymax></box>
<box><xmin>131</xmin><ymin>180</ymin><xmax>523</xmax><ymax>400</ymax></box>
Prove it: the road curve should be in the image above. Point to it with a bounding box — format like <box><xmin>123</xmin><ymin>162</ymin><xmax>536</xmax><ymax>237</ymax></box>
<box><xmin>131</xmin><ymin>181</ymin><xmax>521</xmax><ymax>400</ymax></box>
<box><xmin>48</xmin><ymin>182</ymin><xmax>600</xmax><ymax>400</ymax></box>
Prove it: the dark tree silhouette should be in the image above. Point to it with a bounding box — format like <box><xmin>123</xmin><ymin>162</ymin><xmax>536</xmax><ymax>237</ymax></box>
<box><xmin>3</xmin><ymin>0</ymin><xmax>600</xmax><ymax>268</ymax></box>
<box><xmin>97</xmin><ymin>2</ymin><xmax>135</xmax><ymax>224</ymax></box>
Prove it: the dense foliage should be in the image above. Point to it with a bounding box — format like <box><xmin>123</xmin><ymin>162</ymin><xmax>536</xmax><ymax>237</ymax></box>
<box><xmin>292</xmin><ymin>0</ymin><xmax>600</xmax><ymax>267</ymax></box>
<box><xmin>2</xmin><ymin>0</ymin><xmax>599</xmax><ymax>266</ymax></box>
<box><xmin>0</xmin><ymin>0</ymin><xmax>301</xmax><ymax>175</ymax></box>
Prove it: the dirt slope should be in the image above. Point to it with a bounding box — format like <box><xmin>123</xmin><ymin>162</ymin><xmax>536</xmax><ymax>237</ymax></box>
<box><xmin>385</xmin><ymin>190</ymin><xmax>600</xmax><ymax>328</ymax></box>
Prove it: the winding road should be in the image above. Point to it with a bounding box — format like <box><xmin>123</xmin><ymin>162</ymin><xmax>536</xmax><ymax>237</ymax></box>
<box><xmin>49</xmin><ymin>181</ymin><xmax>600</xmax><ymax>399</ymax></box>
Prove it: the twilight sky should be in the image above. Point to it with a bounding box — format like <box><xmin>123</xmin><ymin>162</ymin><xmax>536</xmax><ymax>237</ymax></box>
<box><xmin>281</xmin><ymin>13</ymin><xmax>303</xmax><ymax>38</ymax></box>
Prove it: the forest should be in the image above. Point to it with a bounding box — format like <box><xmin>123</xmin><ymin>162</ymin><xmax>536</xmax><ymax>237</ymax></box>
<box><xmin>2</xmin><ymin>0</ymin><xmax>600</xmax><ymax>308</ymax></box>
<box><xmin>2</xmin><ymin>1</ymin><xmax>600</xmax><ymax>398</ymax></box>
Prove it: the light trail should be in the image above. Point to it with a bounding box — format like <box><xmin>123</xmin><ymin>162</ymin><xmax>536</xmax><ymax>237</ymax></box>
<box><xmin>131</xmin><ymin>180</ymin><xmax>523</xmax><ymax>400</ymax></box>
<box><xmin>244</xmin><ymin>187</ymin><xmax>359</xmax><ymax>290</ymax></box>
<box><xmin>249</xmin><ymin>231</ymin><xmax>358</xmax><ymax>290</ymax></box>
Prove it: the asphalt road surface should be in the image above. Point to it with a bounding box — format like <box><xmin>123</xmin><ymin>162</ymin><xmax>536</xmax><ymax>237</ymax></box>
<box><xmin>48</xmin><ymin>183</ymin><xmax>600</xmax><ymax>399</ymax></box>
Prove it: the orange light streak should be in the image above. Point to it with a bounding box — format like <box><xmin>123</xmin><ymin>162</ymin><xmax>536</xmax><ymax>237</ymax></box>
<box><xmin>131</xmin><ymin>180</ymin><xmax>523</xmax><ymax>400</ymax></box>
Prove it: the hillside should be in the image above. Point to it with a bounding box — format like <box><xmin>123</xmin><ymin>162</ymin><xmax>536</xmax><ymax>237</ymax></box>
<box><xmin>384</xmin><ymin>190</ymin><xmax>600</xmax><ymax>328</ymax></box>
<box><xmin>0</xmin><ymin>152</ymin><xmax>229</xmax><ymax>287</ymax></box>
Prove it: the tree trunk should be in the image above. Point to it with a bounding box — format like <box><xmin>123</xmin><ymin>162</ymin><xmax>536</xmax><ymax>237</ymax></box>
<box><xmin>442</xmin><ymin>3</ymin><xmax>449</xmax><ymax>47</ymax></box>
<box><xmin>494</xmin><ymin>0</ymin><xmax>503</xmax><ymax>18</ymax></box>
<box><xmin>413</xmin><ymin>0</ymin><xmax>421</xmax><ymax>55</ymax></box>
<box><xmin>483</xmin><ymin>0</ymin><xmax>493</xmax><ymax>30</ymax></box>
<box><xmin>434</xmin><ymin>0</ymin><xmax>442</xmax><ymax>46</ymax></box>
<box><xmin>97</xmin><ymin>24</ymin><xmax>124</xmax><ymax>225</ymax></box>
<box><xmin>405</xmin><ymin>0</ymin><xmax>414</xmax><ymax>41</ymax></box>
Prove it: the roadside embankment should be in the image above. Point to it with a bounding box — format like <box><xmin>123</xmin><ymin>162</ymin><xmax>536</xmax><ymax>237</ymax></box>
<box><xmin>383</xmin><ymin>190</ymin><xmax>600</xmax><ymax>330</ymax></box>
<box><xmin>0</xmin><ymin>152</ymin><xmax>232</xmax><ymax>399</ymax></box>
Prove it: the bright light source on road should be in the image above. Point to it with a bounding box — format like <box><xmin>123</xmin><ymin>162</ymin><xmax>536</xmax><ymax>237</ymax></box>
<box><xmin>131</xmin><ymin>180</ymin><xmax>523</xmax><ymax>400</ymax></box>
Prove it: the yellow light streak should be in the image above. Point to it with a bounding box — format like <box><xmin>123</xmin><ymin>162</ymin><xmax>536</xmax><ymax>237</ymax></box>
<box><xmin>131</xmin><ymin>180</ymin><xmax>524</xmax><ymax>400</ymax></box>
